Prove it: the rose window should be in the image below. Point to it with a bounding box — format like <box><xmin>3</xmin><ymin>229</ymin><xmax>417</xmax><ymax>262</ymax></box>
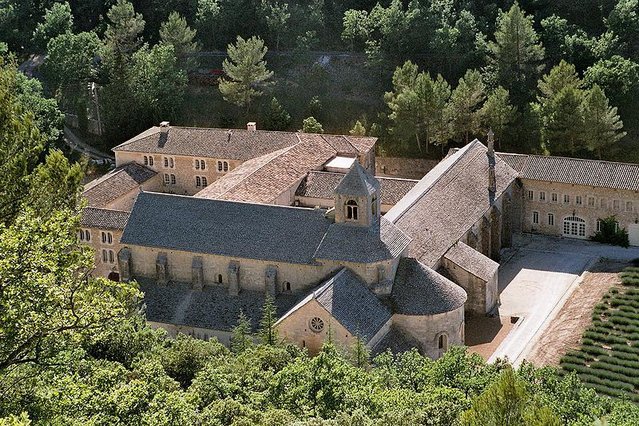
<box><xmin>309</xmin><ymin>317</ymin><xmax>324</xmax><ymax>333</ymax></box>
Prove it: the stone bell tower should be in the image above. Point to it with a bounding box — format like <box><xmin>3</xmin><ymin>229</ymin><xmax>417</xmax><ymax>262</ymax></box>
<box><xmin>334</xmin><ymin>161</ymin><xmax>381</xmax><ymax>227</ymax></box>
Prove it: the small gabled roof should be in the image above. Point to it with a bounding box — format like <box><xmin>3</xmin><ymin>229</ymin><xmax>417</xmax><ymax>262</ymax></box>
<box><xmin>83</xmin><ymin>162</ymin><xmax>156</xmax><ymax>208</ymax></box>
<box><xmin>335</xmin><ymin>161</ymin><xmax>379</xmax><ymax>197</ymax></box>
<box><xmin>497</xmin><ymin>152</ymin><xmax>639</xmax><ymax>192</ymax></box>
<box><xmin>392</xmin><ymin>258</ymin><xmax>467</xmax><ymax>316</ymax></box>
<box><xmin>80</xmin><ymin>207</ymin><xmax>130</xmax><ymax>230</ymax></box>
<box><xmin>278</xmin><ymin>268</ymin><xmax>392</xmax><ymax>342</ymax></box>
<box><xmin>443</xmin><ymin>242</ymin><xmax>498</xmax><ymax>282</ymax></box>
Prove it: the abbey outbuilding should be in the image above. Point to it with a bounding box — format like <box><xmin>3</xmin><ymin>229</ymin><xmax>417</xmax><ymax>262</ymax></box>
<box><xmin>80</xmin><ymin>122</ymin><xmax>639</xmax><ymax>358</ymax></box>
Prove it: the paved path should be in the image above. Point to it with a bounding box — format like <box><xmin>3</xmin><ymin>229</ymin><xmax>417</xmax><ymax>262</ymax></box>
<box><xmin>63</xmin><ymin>126</ymin><xmax>114</xmax><ymax>161</ymax></box>
<box><xmin>489</xmin><ymin>234</ymin><xmax>639</xmax><ymax>366</ymax></box>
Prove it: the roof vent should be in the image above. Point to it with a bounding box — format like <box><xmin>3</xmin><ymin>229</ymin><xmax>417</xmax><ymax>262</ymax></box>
<box><xmin>247</xmin><ymin>122</ymin><xmax>257</xmax><ymax>132</ymax></box>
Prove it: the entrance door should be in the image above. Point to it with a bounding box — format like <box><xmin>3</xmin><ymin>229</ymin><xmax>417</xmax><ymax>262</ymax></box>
<box><xmin>563</xmin><ymin>216</ymin><xmax>587</xmax><ymax>239</ymax></box>
<box><xmin>629</xmin><ymin>223</ymin><xmax>639</xmax><ymax>246</ymax></box>
<box><xmin>108</xmin><ymin>271</ymin><xmax>120</xmax><ymax>282</ymax></box>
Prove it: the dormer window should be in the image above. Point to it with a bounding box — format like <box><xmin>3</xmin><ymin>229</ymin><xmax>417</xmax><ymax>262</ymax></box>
<box><xmin>346</xmin><ymin>200</ymin><xmax>358</xmax><ymax>221</ymax></box>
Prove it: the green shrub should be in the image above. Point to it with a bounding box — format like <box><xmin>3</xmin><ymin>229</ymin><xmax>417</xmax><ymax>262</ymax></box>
<box><xmin>591</xmin><ymin>216</ymin><xmax>629</xmax><ymax>247</ymax></box>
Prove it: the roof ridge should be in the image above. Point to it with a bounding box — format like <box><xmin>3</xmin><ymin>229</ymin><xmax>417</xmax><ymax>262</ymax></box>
<box><xmin>83</xmin><ymin>206</ymin><xmax>130</xmax><ymax>213</ymax></box>
<box><xmin>387</xmin><ymin>141</ymin><xmax>479</xmax><ymax>224</ymax></box>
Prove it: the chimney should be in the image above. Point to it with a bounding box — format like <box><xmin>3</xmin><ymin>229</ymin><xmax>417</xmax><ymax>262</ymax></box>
<box><xmin>159</xmin><ymin>121</ymin><xmax>170</xmax><ymax>134</ymax></box>
<box><xmin>227</xmin><ymin>129</ymin><xmax>233</xmax><ymax>142</ymax></box>
<box><xmin>247</xmin><ymin>122</ymin><xmax>257</xmax><ymax>132</ymax></box>
<box><xmin>487</xmin><ymin>129</ymin><xmax>496</xmax><ymax>193</ymax></box>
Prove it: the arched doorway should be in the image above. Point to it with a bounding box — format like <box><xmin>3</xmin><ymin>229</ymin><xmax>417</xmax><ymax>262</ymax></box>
<box><xmin>563</xmin><ymin>216</ymin><xmax>587</xmax><ymax>239</ymax></box>
<box><xmin>108</xmin><ymin>271</ymin><xmax>120</xmax><ymax>282</ymax></box>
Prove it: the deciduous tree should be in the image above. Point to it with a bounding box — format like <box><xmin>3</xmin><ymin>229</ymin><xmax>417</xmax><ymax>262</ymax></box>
<box><xmin>32</xmin><ymin>2</ymin><xmax>73</xmax><ymax>51</ymax></box>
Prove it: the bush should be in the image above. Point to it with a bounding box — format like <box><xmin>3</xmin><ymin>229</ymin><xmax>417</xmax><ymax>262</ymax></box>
<box><xmin>591</xmin><ymin>216</ymin><xmax>629</xmax><ymax>247</ymax></box>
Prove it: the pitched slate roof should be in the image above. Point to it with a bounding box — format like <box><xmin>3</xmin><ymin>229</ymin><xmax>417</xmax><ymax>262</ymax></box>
<box><xmin>83</xmin><ymin>162</ymin><xmax>156</xmax><ymax>208</ymax></box>
<box><xmin>314</xmin><ymin>218</ymin><xmax>411</xmax><ymax>263</ymax></box>
<box><xmin>443</xmin><ymin>242</ymin><xmax>498</xmax><ymax>282</ymax></box>
<box><xmin>497</xmin><ymin>152</ymin><xmax>639</xmax><ymax>191</ymax></box>
<box><xmin>335</xmin><ymin>162</ymin><xmax>379</xmax><ymax>196</ymax></box>
<box><xmin>194</xmin><ymin>134</ymin><xmax>338</xmax><ymax>203</ymax></box>
<box><xmin>139</xmin><ymin>279</ymin><xmax>299</xmax><ymax>332</ymax></box>
<box><xmin>80</xmin><ymin>207</ymin><xmax>130</xmax><ymax>230</ymax></box>
<box><xmin>386</xmin><ymin>140</ymin><xmax>518</xmax><ymax>268</ymax></box>
<box><xmin>277</xmin><ymin>268</ymin><xmax>392</xmax><ymax>342</ymax></box>
<box><xmin>371</xmin><ymin>324</ymin><xmax>421</xmax><ymax>355</ymax></box>
<box><xmin>296</xmin><ymin>171</ymin><xmax>418</xmax><ymax>205</ymax></box>
<box><xmin>123</xmin><ymin>192</ymin><xmax>408</xmax><ymax>266</ymax></box>
<box><xmin>113</xmin><ymin>126</ymin><xmax>376</xmax><ymax>160</ymax></box>
<box><xmin>392</xmin><ymin>258</ymin><xmax>467</xmax><ymax>316</ymax></box>
<box><xmin>121</xmin><ymin>192</ymin><xmax>333</xmax><ymax>265</ymax></box>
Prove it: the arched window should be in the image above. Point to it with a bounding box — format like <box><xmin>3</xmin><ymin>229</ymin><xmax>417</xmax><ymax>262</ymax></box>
<box><xmin>202</xmin><ymin>177</ymin><xmax>207</xmax><ymax>187</ymax></box>
<box><xmin>563</xmin><ymin>216</ymin><xmax>586</xmax><ymax>238</ymax></box>
<box><xmin>217</xmin><ymin>274</ymin><xmax>223</xmax><ymax>284</ymax></box>
<box><xmin>201</xmin><ymin>160</ymin><xmax>206</xmax><ymax>170</ymax></box>
<box><xmin>438</xmin><ymin>333</ymin><xmax>448</xmax><ymax>350</ymax></box>
<box><xmin>195</xmin><ymin>176</ymin><xmax>201</xmax><ymax>187</ymax></box>
<box><xmin>346</xmin><ymin>200</ymin><xmax>358</xmax><ymax>221</ymax></box>
<box><xmin>283</xmin><ymin>281</ymin><xmax>291</xmax><ymax>292</ymax></box>
<box><xmin>371</xmin><ymin>195</ymin><xmax>377</xmax><ymax>216</ymax></box>
<box><xmin>85</xmin><ymin>230</ymin><xmax>91</xmax><ymax>241</ymax></box>
<box><xmin>148</xmin><ymin>156</ymin><xmax>154</xmax><ymax>166</ymax></box>
<box><xmin>195</xmin><ymin>159</ymin><xmax>200</xmax><ymax>170</ymax></box>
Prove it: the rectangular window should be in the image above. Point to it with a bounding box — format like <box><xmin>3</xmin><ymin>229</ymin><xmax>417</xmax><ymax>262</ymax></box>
<box><xmin>539</xmin><ymin>191</ymin><xmax>546</xmax><ymax>202</ymax></box>
<box><xmin>202</xmin><ymin>176</ymin><xmax>207</xmax><ymax>187</ymax></box>
<box><xmin>102</xmin><ymin>249</ymin><xmax>108</xmax><ymax>263</ymax></box>
<box><xmin>164</xmin><ymin>173</ymin><xmax>170</xmax><ymax>185</ymax></box>
<box><xmin>217</xmin><ymin>161</ymin><xmax>223</xmax><ymax>172</ymax></box>
<box><xmin>170</xmin><ymin>174</ymin><xmax>176</xmax><ymax>185</ymax></box>
<box><xmin>564</xmin><ymin>194</ymin><xmax>570</xmax><ymax>204</ymax></box>
<box><xmin>576</xmin><ymin>195</ymin><xmax>583</xmax><ymax>205</ymax></box>
<box><xmin>532</xmin><ymin>211</ymin><xmax>539</xmax><ymax>224</ymax></box>
<box><xmin>195</xmin><ymin>159</ymin><xmax>200</xmax><ymax>170</ymax></box>
<box><xmin>224</xmin><ymin>162</ymin><xmax>229</xmax><ymax>172</ymax></box>
<box><xmin>548</xmin><ymin>213</ymin><xmax>554</xmax><ymax>226</ymax></box>
<box><xmin>201</xmin><ymin>160</ymin><xmax>206</xmax><ymax>170</ymax></box>
<box><xmin>551</xmin><ymin>193</ymin><xmax>558</xmax><ymax>203</ymax></box>
<box><xmin>588</xmin><ymin>197</ymin><xmax>595</xmax><ymax>207</ymax></box>
<box><xmin>613</xmin><ymin>199</ymin><xmax>620</xmax><ymax>210</ymax></box>
<box><xmin>627</xmin><ymin>201</ymin><xmax>633</xmax><ymax>212</ymax></box>
<box><xmin>144</xmin><ymin>156</ymin><xmax>148</xmax><ymax>166</ymax></box>
<box><xmin>164</xmin><ymin>157</ymin><xmax>169</xmax><ymax>168</ymax></box>
<box><xmin>195</xmin><ymin>176</ymin><xmax>201</xmax><ymax>187</ymax></box>
<box><xmin>149</xmin><ymin>156</ymin><xmax>154</xmax><ymax>166</ymax></box>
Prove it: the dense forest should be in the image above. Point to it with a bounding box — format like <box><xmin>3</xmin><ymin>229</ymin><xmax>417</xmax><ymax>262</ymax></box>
<box><xmin>1</xmin><ymin>0</ymin><xmax>638</xmax><ymax>160</ymax></box>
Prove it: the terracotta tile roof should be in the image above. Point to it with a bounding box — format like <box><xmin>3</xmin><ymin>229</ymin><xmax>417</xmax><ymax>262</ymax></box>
<box><xmin>83</xmin><ymin>163</ymin><xmax>156</xmax><ymax>208</ymax></box>
<box><xmin>296</xmin><ymin>171</ymin><xmax>418</xmax><ymax>205</ymax></box>
<box><xmin>386</xmin><ymin>140</ymin><xmax>518</xmax><ymax>268</ymax></box>
<box><xmin>497</xmin><ymin>152</ymin><xmax>639</xmax><ymax>191</ymax></box>
<box><xmin>392</xmin><ymin>258</ymin><xmax>467</xmax><ymax>315</ymax></box>
<box><xmin>113</xmin><ymin>126</ymin><xmax>376</xmax><ymax>160</ymax></box>
<box><xmin>194</xmin><ymin>134</ymin><xmax>338</xmax><ymax>204</ymax></box>
<box><xmin>443</xmin><ymin>241</ymin><xmax>498</xmax><ymax>282</ymax></box>
<box><xmin>80</xmin><ymin>207</ymin><xmax>130</xmax><ymax>230</ymax></box>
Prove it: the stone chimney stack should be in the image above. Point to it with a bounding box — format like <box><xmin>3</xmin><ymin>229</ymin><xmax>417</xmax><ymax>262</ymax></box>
<box><xmin>247</xmin><ymin>122</ymin><xmax>257</xmax><ymax>132</ymax></box>
<box><xmin>487</xmin><ymin>129</ymin><xmax>496</xmax><ymax>193</ymax></box>
<box><xmin>160</xmin><ymin>121</ymin><xmax>170</xmax><ymax>134</ymax></box>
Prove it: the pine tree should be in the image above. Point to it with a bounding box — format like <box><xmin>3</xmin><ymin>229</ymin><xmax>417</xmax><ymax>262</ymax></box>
<box><xmin>258</xmin><ymin>295</ymin><xmax>279</xmax><ymax>346</ymax></box>
<box><xmin>159</xmin><ymin>12</ymin><xmax>199</xmax><ymax>71</ymax></box>
<box><xmin>445</xmin><ymin>69</ymin><xmax>486</xmax><ymax>144</ymax></box>
<box><xmin>230</xmin><ymin>310</ymin><xmax>252</xmax><ymax>354</ymax></box>
<box><xmin>487</xmin><ymin>3</ymin><xmax>545</xmax><ymax>106</ymax></box>
<box><xmin>263</xmin><ymin>97</ymin><xmax>291</xmax><ymax>131</ymax></box>
<box><xmin>104</xmin><ymin>0</ymin><xmax>145</xmax><ymax>57</ymax></box>
<box><xmin>219</xmin><ymin>36</ymin><xmax>273</xmax><ymax>115</ymax></box>
<box><xmin>349</xmin><ymin>120</ymin><xmax>366</xmax><ymax>136</ymax></box>
<box><xmin>301</xmin><ymin>116</ymin><xmax>324</xmax><ymax>133</ymax></box>
<box><xmin>583</xmin><ymin>85</ymin><xmax>626</xmax><ymax>158</ymax></box>
<box><xmin>480</xmin><ymin>87</ymin><xmax>516</xmax><ymax>148</ymax></box>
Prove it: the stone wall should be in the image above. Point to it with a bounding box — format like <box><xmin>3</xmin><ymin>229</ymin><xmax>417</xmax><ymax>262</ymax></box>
<box><xmin>115</xmin><ymin>151</ymin><xmax>242</xmax><ymax>196</ymax></box>
<box><xmin>441</xmin><ymin>260</ymin><xmax>497</xmax><ymax>316</ymax></box>
<box><xmin>375</xmin><ymin>157</ymin><xmax>438</xmax><ymax>180</ymax></box>
<box><xmin>520</xmin><ymin>180</ymin><xmax>639</xmax><ymax>241</ymax></box>
<box><xmin>81</xmin><ymin>227</ymin><xmax>123</xmax><ymax>279</ymax></box>
<box><xmin>393</xmin><ymin>307</ymin><xmax>464</xmax><ymax>359</ymax></box>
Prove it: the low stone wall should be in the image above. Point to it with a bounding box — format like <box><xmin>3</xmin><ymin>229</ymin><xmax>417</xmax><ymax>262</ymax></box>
<box><xmin>375</xmin><ymin>156</ymin><xmax>438</xmax><ymax>180</ymax></box>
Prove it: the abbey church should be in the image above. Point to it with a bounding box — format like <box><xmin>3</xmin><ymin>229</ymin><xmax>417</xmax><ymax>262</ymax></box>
<box><xmin>80</xmin><ymin>122</ymin><xmax>639</xmax><ymax>358</ymax></box>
